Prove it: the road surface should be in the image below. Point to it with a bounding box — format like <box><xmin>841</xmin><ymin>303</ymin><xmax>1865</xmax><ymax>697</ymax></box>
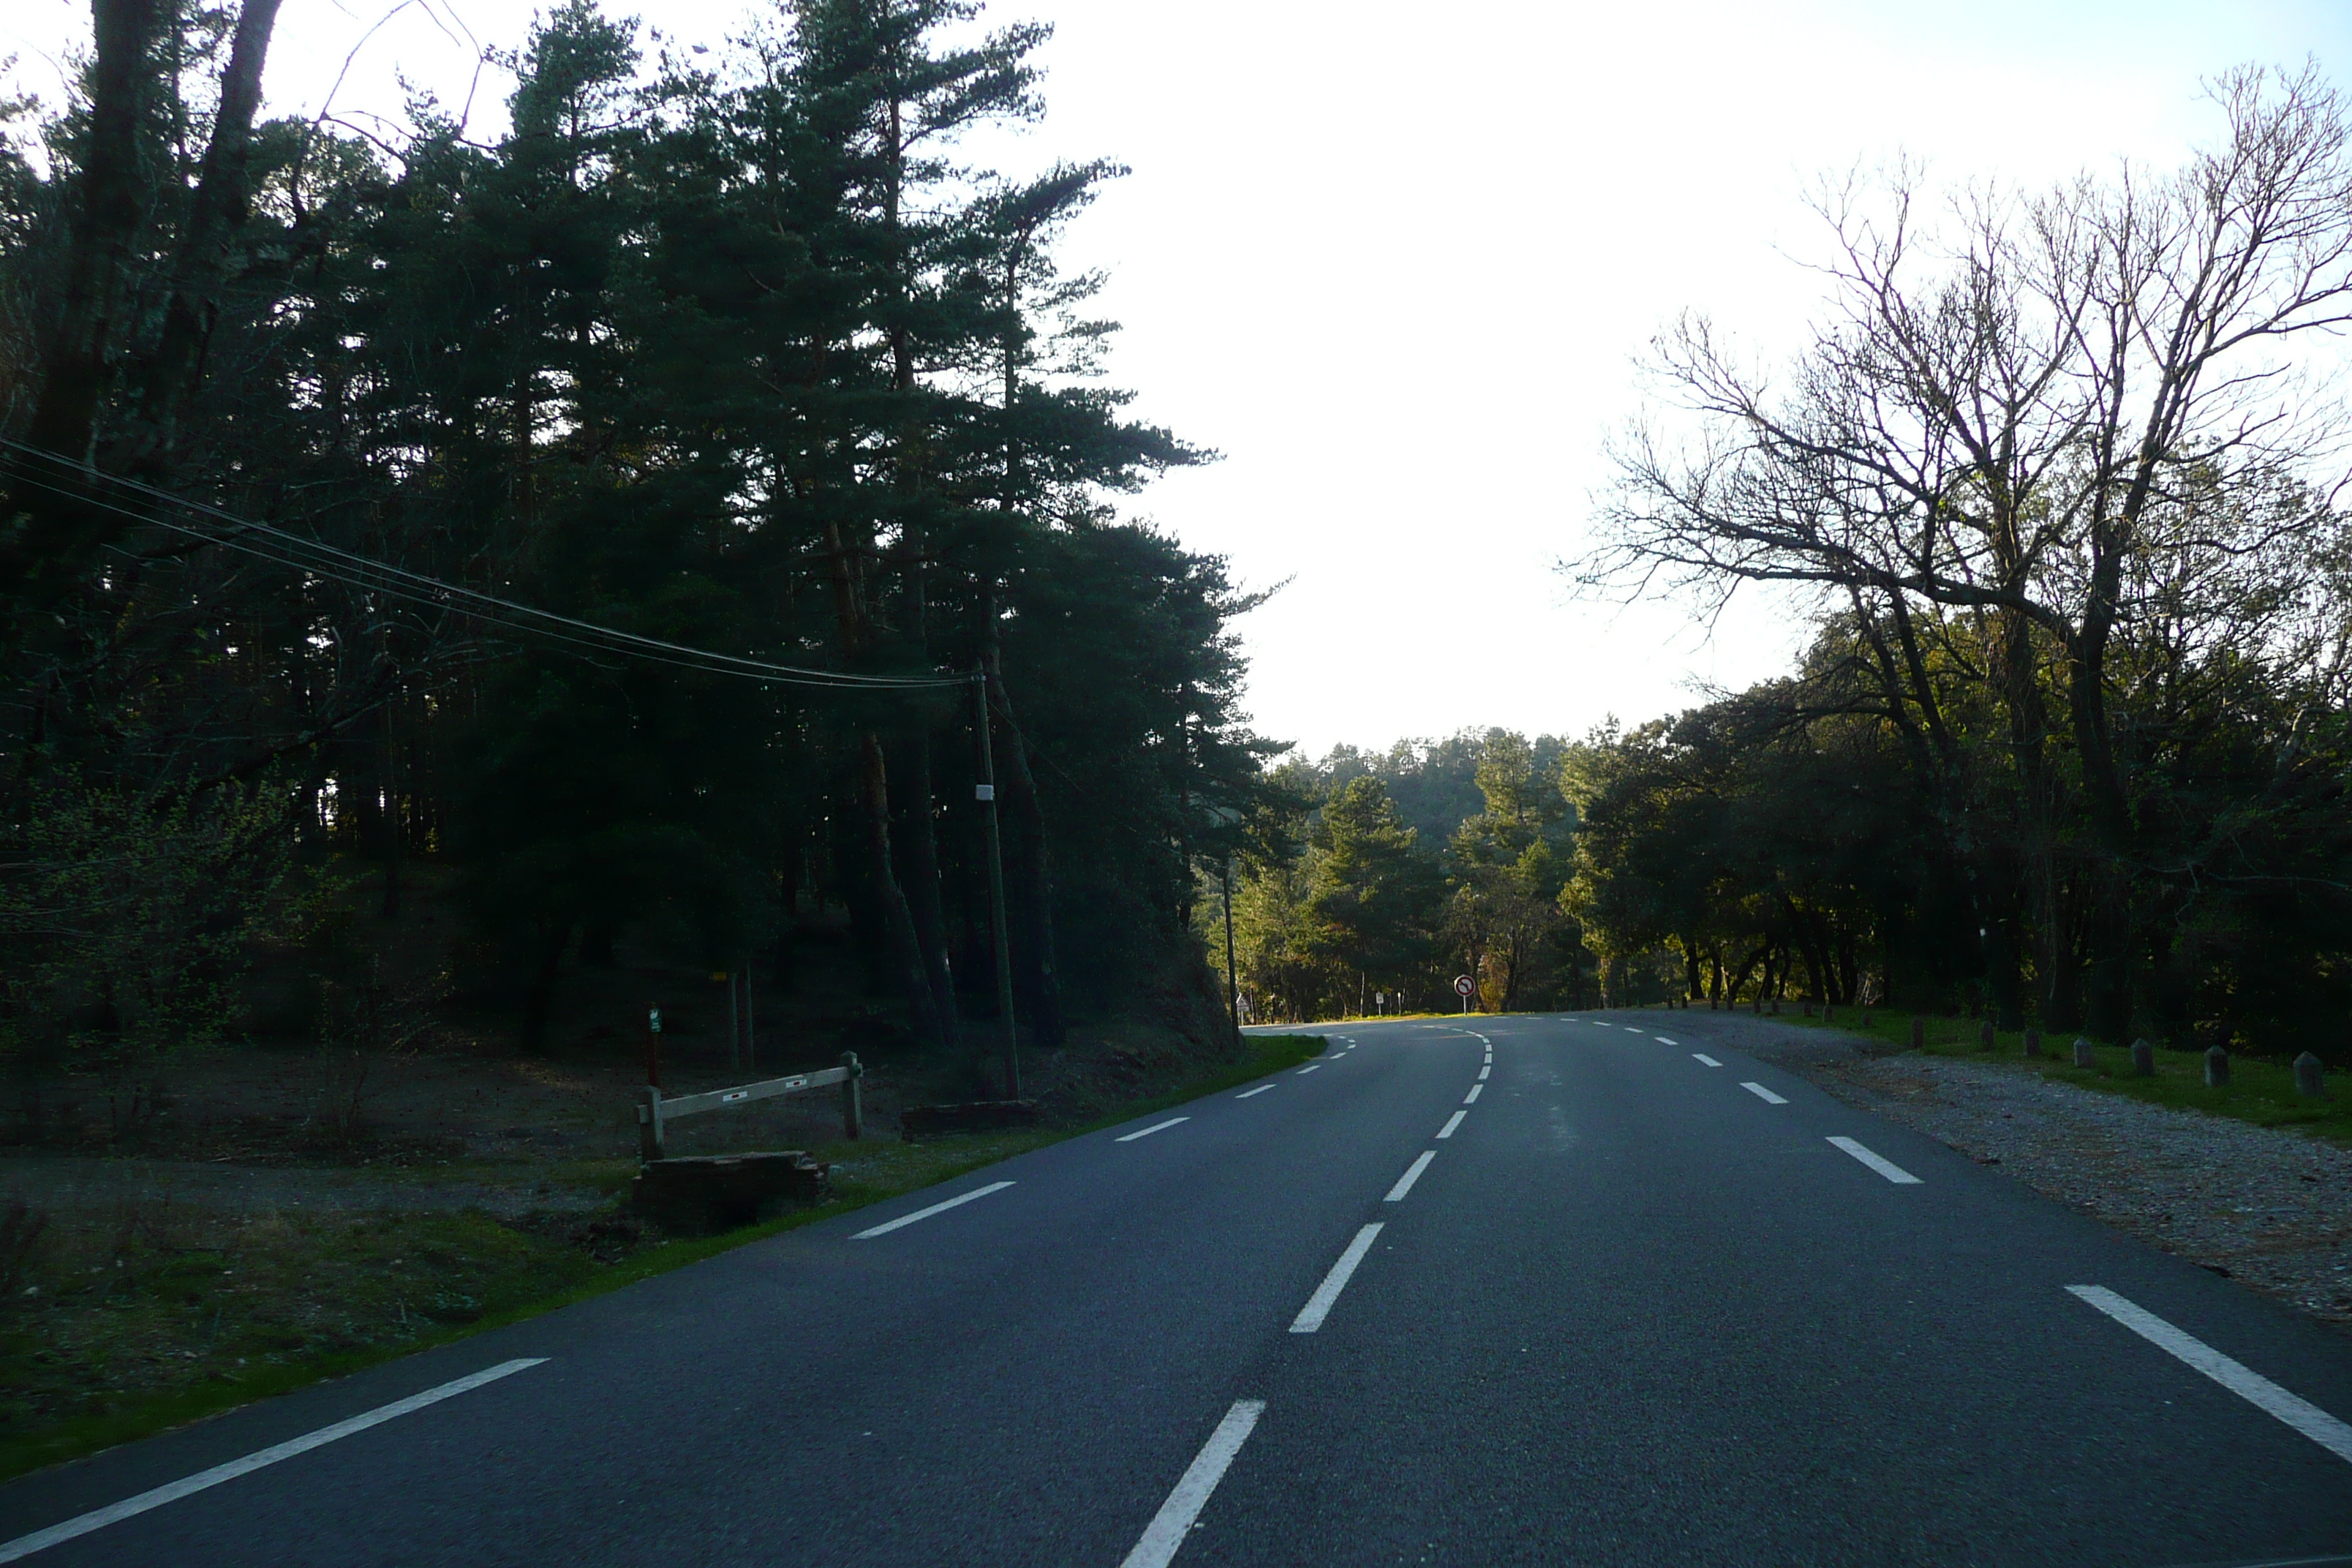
<box><xmin>6</xmin><ymin>1011</ymin><xmax>2351</xmax><ymax>1567</ymax></box>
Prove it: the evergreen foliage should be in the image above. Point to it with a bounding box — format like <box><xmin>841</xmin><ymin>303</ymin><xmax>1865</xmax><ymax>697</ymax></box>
<box><xmin>0</xmin><ymin>0</ymin><xmax>1275</xmax><ymax>1083</ymax></box>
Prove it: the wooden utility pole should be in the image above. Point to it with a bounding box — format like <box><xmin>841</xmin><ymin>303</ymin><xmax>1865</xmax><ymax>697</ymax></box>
<box><xmin>1221</xmin><ymin>859</ymin><xmax>1241</xmax><ymax>1050</ymax></box>
<box><xmin>973</xmin><ymin>668</ymin><xmax>1019</xmax><ymax>1097</ymax></box>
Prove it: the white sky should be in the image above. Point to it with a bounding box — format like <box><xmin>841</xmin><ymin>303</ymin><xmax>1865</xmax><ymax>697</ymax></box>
<box><xmin>10</xmin><ymin>0</ymin><xmax>2352</xmax><ymax>755</ymax></box>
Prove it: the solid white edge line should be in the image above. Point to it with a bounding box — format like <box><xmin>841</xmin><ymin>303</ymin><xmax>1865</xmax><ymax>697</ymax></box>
<box><xmin>853</xmin><ymin>1180</ymin><xmax>1016</xmax><ymax>1239</ymax></box>
<box><xmin>1740</xmin><ymin>1082</ymin><xmax>1789</xmax><ymax>1105</ymax></box>
<box><xmin>2065</xmin><ymin>1286</ymin><xmax>2352</xmax><ymax>1464</ymax></box>
<box><xmin>1235</xmin><ymin>1084</ymin><xmax>1275</xmax><ymax>1099</ymax></box>
<box><xmin>0</xmin><ymin>1359</ymin><xmax>549</xmax><ymax>1564</ymax></box>
<box><xmin>1436</xmin><ymin>1110</ymin><xmax>1468</xmax><ymax>1139</ymax></box>
<box><xmin>1116</xmin><ymin>1117</ymin><xmax>1191</xmax><ymax>1144</ymax></box>
<box><xmin>1692</xmin><ymin>1053</ymin><xmax>1722</xmax><ymax>1067</ymax></box>
<box><xmin>1384</xmin><ymin>1150</ymin><xmax>1438</xmax><ymax>1202</ymax></box>
<box><xmin>1117</xmin><ymin>1399</ymin><xmax>1269</xmax><ymax>1568</ymax></box>
<box><xmin>1827</xmin><ymin>1135</ymin><xmax>1921</xmax><ymax>1184</ymax></box>
<box><xmin>1290</xmin><ymin>1222</ymin><xmax>1386</xmax><ymax>1333</ymax></box>
<box><xmin>1463</xmin><ymin>1083</ymin><xmax>1483</xmax><ymax>1104</ymax></box>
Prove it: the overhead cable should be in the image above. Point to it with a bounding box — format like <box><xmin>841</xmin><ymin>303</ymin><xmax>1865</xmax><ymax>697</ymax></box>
<box><xmin>1</xmin><ymin>439</ymin><xmax>966</xmax><ymax>691</ymax></box>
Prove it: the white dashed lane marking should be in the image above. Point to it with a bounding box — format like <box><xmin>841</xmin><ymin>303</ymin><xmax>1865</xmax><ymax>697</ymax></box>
<box><xmin>1384</xmin><ymin>1151</ymin><xmax>1438</xmax><ymax>1202</ymax></box>
<box><xmin>1235</xmin><ymin>1084</ymin><xmax>1275</xmax><ymax>1099</ymax></box>
<box><xmin>1741</xmin><ymin>1082</ymin><xmax>1788</xmax><ymax>1105</ymax></box>
<box><xmin>2067</xmin><ymin>1286</ymin><xmax>2352</xmax><ymax>1465</ymax></box>
<box><xmin>1828</xmin><ymin>1136</ymin><xmax>1920</xmax><ymax>1183</ymax></box>
<box><xmin>1292</xmin><ymin>1224</ymin><xmax>1385</xmax><ymax>1333</ymax></box>
<box><xmin>1692</xmin><ymin>1053</ymin><xmax>1722</xmax><ymax>1068</ymax></box>
<box><xmin>1115</xmin><ymin>1117</ymin><xmax>1189</xmax><ymax>1144</ymax></box>
<box><xmin>1463</xmin><ymin>1084</ymin><xmax>1483</xmax><ymax>1104</ymax></box>
<box><xmin>1437</xmin><ymin>1110</ymin><xmax>1468</xmax><ymax>1139</ymax></box>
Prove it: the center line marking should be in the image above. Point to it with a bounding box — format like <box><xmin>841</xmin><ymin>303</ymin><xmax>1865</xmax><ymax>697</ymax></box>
<box><xmin>1297</xmin><ymin>1063</ymin><xmax>1322</xmax><ymax>1074</ymax></box>
<box><xmin>0</xmin><ymin>1359</ymin><xmax>549</xmax><ymax>1564</ymax></box>
<box><xmin>1654</xmin><ymin>1035</ymin><xmax>1678</xmax><ymax>1044</ymax></box>
<box><xmin>1117</xmin><ymin>1398</ymin><xmax>1269</xmax><ymax>1568</ymax></box>
<box><xmin>1291</xmin><ymin>1222</ymin><xmax>1385</xmax><ymax>1332</ymax></box>
<box><xmin>1235</xmin><ymin>1084</ymin><xmax>1275</xmax><ymax>1099</ymax></box>
<box><xmin>1463</xmin><ymin>1083</ymin><xmax>1483</xmax><ymax>1104</ymax></box>
<box><xmin>2066</xmin><ymin>1286</ymin><xmax>2352</xmax><ymax>1464</ymax></box>
<box><xmin>1385</xmin><ymin>1150</ymin><xmax>1438</xmax><ymax>1202</ymax></box>
<box><xmin>853</xmin><ymin>1180</ymin><xmax>1015</xmax><ymax>1238</ymax></box>
<box><xmin>1692</xmin><ymin>1053</ymin><xmax>1722</xmax><ymax>1067</ymax></box>
<box><xmin>1436</xmin><ymin>1109</ymin><xmax>1468</xmax><ymax>1139</ymax></box>
<box><xmin>1740</xmin><ymin>1082</ymin><xmax>1788</xmax><ymax>1105</ymax></box>
<box><xmin>1477</xmin><ymin>1065</ymin><xmax>1490</xmax><ymax>1080</ymax></box>
<box><xmin>1116</xmin><ymin>1117</ymin><xmax>1189</xmax><ymax>1143</ymax></box>
<box><xmin>1828</xmin><ymin>1136</ymin><xmax>1921</xmax><ymax>1183</ymax></box>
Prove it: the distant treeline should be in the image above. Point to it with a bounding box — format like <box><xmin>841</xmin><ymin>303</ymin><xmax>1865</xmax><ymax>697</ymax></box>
<box><xmin>0</xmin><ymin>0</ymin><xmax>1274</xmax><ymax>1090</ymax></box>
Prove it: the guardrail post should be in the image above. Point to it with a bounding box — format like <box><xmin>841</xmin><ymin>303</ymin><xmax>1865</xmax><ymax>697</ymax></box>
<box><xmin>638</xmin><ymin>1085</ymin><xmax>665</xmax><ymax>1162</ymax></box>
<box><xmin>840</xmin><ymin>1052</ymin><xmax>864</xmax><ymax>1140</ymax></box>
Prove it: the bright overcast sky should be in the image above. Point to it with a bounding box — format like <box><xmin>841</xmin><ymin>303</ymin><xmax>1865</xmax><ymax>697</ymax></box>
<box><xmin>10</xmin><ymin>0</ymin><xmax>2352</xmax><ymax>756</ymax></box>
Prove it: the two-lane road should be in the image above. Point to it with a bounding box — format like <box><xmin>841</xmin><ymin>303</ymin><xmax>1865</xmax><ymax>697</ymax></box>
<box><xmin>7</xmin><ymin>1013</ymin><xmax>2350</xmax><ymax>1566</ymax></box>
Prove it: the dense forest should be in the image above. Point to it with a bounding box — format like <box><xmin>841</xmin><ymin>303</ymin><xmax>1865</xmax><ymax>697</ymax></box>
<box><xmin>0</xmin><ymin>0</ymin><xmax>1280</xmax><ymax>1112</ymax></box>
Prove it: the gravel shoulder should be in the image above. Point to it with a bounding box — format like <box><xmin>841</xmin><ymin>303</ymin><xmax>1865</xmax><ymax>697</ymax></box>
<box><xmin>1736</xmin><ymin>1023</ymin><xmax>2352</xmax><ymax>1330</ymax></box>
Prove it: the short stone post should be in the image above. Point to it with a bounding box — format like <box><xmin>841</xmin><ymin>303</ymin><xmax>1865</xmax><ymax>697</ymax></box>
<box><xmin>1910</xmin><ymin>1017</ymin><xmax>1926</xmax><ymax>1051</ymax></box>
<box><xmin>2023</xmin><ymin>1027</ymin><xmax>2041</xmax><ymax>1058</ymax></box>
<box><xmin>840</xmin><ymin>1051</ymin><xmax>864</xmax><ymax>1139</ymax></box>
<box><xmin>637</xmin><ymin>1085</ymin><xmax>666</xmax><ymax>1162</ymax></box>
<box><xmin>1752</xmin><ymin>995</ymin><xmax>1762</xmax><ymax>1014</ymax></box>
<box><xmin>2204</xmin><ymin>1045</ymin><xmax>2229</xmax><ymax>1087</ymax></box>
<box><xmin>1770</xmin><ymin>998</ymin><xmax>1781</xmax><ymax>1015</ymax></box>
<box><xmin>2296</xmin><ymin>1051</ymin><xmax>2326</xmax><ymax>1098</ymax></box>
<box><xmin>2130</xmin><ymin>1039</ymin><xmax>2155</xmax><ymax>1077</ymax></box>
<box><xmin>1978</xmin><ymin>1020</ymin><xmax>1996</xmax><ymax>1051</ymax></box>
<box><xmin>1822</xmin><ymin>1003</ymin><xmax>1836</xmax><ymax>1024</ymax></box>
<box><xmin>2073</xmin><ymin>1037</ymin><xmax>2095</xmax><ymax>1068</ymax></box>
<box><xmin>1861</xmin><ymin>1008</ymin><xmax>1872</xmax><ymax>1030</ymax></box>
<box><xmin>1802</xmin><ymin>1000</ymin><xmax>1815</xmax><ymax>1018</ymax></box>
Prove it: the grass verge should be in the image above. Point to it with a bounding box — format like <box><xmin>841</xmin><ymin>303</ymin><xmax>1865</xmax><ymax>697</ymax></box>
<box><xmin>0</xmin><ymin>1031</ymin><xmax>1324</xmax><ymax>1483</ymax></box>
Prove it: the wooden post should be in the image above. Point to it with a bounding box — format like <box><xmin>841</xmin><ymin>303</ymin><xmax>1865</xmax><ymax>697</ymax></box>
<box><xmin>638</xmin><ymin>1085</ymin><xmax>665</xmax><ymax>1162</ymax></box>
<box><xmin>2204</xmin><ymin>1045</ymin><xmax>2229</xmax><ymax>1087</ymax></box>
<box><xmin>2024</xmin><ymin>1027</ymin><xmax>2041</xmax><ymax>1058</ymax></box>
<box><xmin>1910</xmin><ymin>1017</ymin><xmax>1926</xmax><ymax>1051</ymax></box>
<box><xmin>840</xmin><ymin>1051</ymin><xmax>863</xmax><ymax>1140</ymax></box>
<box><xmin>1979</xmin><ymin>1020</ymin><xmax>1995</xmax><ymax>1051</ymax></box>
<box><xmin>745</xmin><ymin>959</ymin><xmax>757</xmax><ymax>1074</ymax></box>
<box><xmin>645</xmin><ymin>1005</ymin><xmax>663</xmax><ymax>1088</ymax></box>
<box><xmin>727</xmin><ymin>970</ymin><xmax>740</xmax><ymax>1072</ymax></box>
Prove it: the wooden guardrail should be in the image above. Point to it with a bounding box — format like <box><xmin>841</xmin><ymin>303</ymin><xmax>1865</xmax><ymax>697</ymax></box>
<box><xmin>637</xmin><ymin>1052</ymin><xmax>862</xmax><ymax>1161</ymax></box>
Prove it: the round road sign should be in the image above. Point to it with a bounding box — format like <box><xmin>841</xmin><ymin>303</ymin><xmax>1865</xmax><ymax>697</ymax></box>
<box><xmin>1453</xmin><ymin>975</ymin><xmax>1475</xmax><ymax>998</ymax></box>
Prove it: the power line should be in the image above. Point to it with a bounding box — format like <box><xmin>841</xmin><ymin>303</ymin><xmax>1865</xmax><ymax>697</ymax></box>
<box><xmin>1</xmin><ymin>439</ymin><xmax>968</xmax><ymax>692</ymax></box>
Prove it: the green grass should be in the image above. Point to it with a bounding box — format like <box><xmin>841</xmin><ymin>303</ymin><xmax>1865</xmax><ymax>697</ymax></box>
<box><xmin>0</xmin><ymin>1031</ymin><xmax>1324</xmax><ymax>1482</ymax></box>
<box><xmin>1744</xmin><ymin>1003</ymin><xmax>2352</xmax><ymax>1146</ymax></box>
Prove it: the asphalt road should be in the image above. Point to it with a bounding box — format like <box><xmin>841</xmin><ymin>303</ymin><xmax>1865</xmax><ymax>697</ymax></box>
<box><xmin>7</xmin><ymin>1011</ymin><xmax>2352</xmax><ymax>1567</ymax></box>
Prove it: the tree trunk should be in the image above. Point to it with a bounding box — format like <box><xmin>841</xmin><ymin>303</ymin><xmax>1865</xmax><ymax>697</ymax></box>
<box><xmin>862</xmin><ymin>734</ymin><xmax>946</xmax><ymax>1048</ymax></box>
